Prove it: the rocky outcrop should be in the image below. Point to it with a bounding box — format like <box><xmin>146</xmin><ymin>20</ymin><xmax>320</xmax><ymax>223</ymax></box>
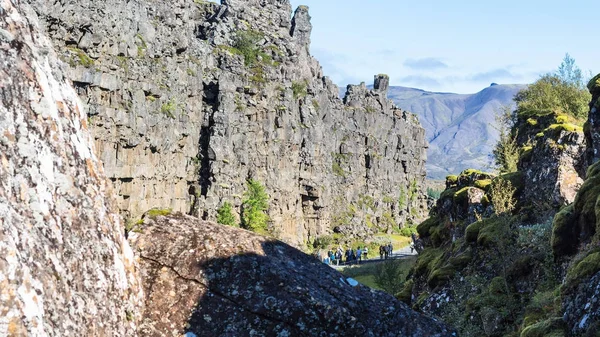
<box><xmin>0</xmin><ymin>1</ymin><xmax>143</xmax><ymax>335</ymax></box>
<box><xmin>25</xmin><ymin>0</ymin><xmax>429</xmax><ymax>246</ymax></box>
<box><xmin>550</xmin><ymin>79</ymin><xmax>600</xmax><ymax>335</ymax></box>
<box><xmin>131</xmin><ymin>212</ymin><xmax>455</xmax><ymax>336</ymax></box>
<box><xmin>585</xmin><ymin>73</ymin><xmax>600</xmax><ymax>163</ymax></box>
<box><xmin>520</xmin><ymin>129</ymin><xmax>586</xmax><ymax>208</ymax></box>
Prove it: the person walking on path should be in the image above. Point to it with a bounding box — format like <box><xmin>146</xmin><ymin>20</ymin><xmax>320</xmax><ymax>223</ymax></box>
<box><xmin>363</xmin><ymin>246</ymin><xmax>368</xmax><ymax>260</ymax></box>
<box><xmin>356</xmin><ymin>247</ymin><xmax>362</xmax><ymax>264</ymax></box>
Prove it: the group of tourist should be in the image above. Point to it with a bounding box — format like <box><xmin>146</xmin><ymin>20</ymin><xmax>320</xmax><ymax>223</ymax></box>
<box><xmin>379</xmin><ymin>243</ymin><xmax>394</xmax><ymax>259</ymax></box>
<box><xmin>319</xmin><ymin>246</ymin><xmax>370</xmax><ymax>265</ymax></box>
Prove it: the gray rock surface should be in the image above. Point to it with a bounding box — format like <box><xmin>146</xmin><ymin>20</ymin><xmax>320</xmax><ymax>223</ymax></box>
<box><xmin>131</xmin><ymin>212</ymin><xmax>456</xmax><ymax>337</ymax></box>
<box><xmin>26</xmin><ymin>0</ymin><xmax>429</xmax><ymax>246</ymax></box>
<box><xmin>0</xmin><ymin>1</ymin><xmax>143</xmax><ymax>335</ymax></box>
<box><xmin>520</xmin><ymin>129</ymin><xmax>586</xmax><ymax>208</ymax></box>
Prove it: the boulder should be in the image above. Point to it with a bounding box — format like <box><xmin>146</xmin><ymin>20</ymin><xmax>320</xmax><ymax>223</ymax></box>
<box><xmin>131</xmin><ymin>213</ymin><xmax>455</xmax><ymax>336</ymax></box>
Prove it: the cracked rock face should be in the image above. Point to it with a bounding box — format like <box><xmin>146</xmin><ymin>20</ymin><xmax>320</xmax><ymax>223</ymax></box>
<box><xmin>131</xmin><ymin>213</ymin><xmax>455</xmax><ymax>337</ymax></box>
<box><xmin>0</xmin><ymin>1</ymin><xmax>143</xmax><ymax>335</ymax></box>
<box><xmin>26</xmin><ymin>0</ymin><xmax>429</xmax><ymax>246</ymax></box>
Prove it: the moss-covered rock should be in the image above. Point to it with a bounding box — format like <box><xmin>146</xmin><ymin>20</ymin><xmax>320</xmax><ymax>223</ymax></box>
<box><xmin>551</xmin><ymin>161</ymin><xmax>600</xmax><ymax>258</ymax></box>
<box><xmin>427</xmin><ymin>265</ymin><xmax>456</xmax><ymax>288</ymax></box>
<box><xmin>417</xmin><ymin>216</ymin><xmax>439</xmax><ymax>239</ymax></box>
<box><xmin>414</xmin><ymin>247</ymin><xmax>444</xmax><ymax>277</ymax></box>
<box><xmin>396</xmin><ymin>279</ymin><xmax>414</xmax><ymax>304</ymax></box>
<box><xmin>465</xmin><ymin>220</ymin><xmax>485</xmax><ymax>243</ymax></box>
<box><xmin>145</xmin><ymin>208</ymin><xmax>173</xmax><ymax>218</ymax></box>
<box><xmin>587</xmin><ymin>73</ymin><xmax>600</xmax><ymax>94</ymax></box>
<box><xmin>520</xmin><ymin>317</ymin><xmax>566</xmax><ymax>337</ymax></box>
<box><xmin>543</xmin><ymin>123</ymin><xmax>583</xmax><ymax>138</ymax></box>
<box><xmin>550</xmin><ymin>204</ymin><xmax>576</xmax><ymax>256</ymax></box>
<box><xmin>562</xmin><ymin>251</ymin><xmax>600</xmax><ymax>295</ymax></box>
<box><xmin>474</xmin><ymin>179</ymin><xmax>492</xmax><ymax>190</ymax></box>
<box><xmin>446</xmin><ymin>174</ymin><xmax>458</xmax><ymax>188</ymax></box>
<box><xmin>477</xmin><ymin>216</ymin><xmax>510</xmax><ymax>247</ymax></box>
<box><xmin>499</xmin><ymin>171</ymin><xmax>525</xmax><ymax>195</ymax></box>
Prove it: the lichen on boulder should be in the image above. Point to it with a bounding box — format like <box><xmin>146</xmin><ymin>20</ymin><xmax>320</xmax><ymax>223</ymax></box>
<box><xmin>131</xmin><ymin>213</ymin><xmax>456</xmax><ymax>336</ymax></box>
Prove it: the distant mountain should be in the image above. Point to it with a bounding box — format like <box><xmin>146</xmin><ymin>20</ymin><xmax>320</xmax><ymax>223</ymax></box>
<box><xmin>387</xmin><ymin>84</ymin><xmax>526</xmax><ymax>179</ymax></box>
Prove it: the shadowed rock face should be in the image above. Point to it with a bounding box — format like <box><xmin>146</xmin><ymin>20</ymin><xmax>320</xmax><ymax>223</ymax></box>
<box><xmin>131</xmin><ymin>213</ymin><xmax>455</xmax><ymax>337</ymax></box>
<box><xmin>0</xmin><ymin>2</ymin><xmax>143</xmax><ymax>335</ymax></box>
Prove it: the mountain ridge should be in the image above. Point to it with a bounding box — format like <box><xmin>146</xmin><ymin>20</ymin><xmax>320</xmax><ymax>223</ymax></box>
<box><xmin>388</xmin><ymin>83</ymin><xmax>527</xmax><ymax>179</ymax></box>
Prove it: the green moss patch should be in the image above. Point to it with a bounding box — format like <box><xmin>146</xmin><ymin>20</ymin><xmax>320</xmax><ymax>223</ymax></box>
<box><xmin>446</xmin><ymin>174</ymin><xmax>458</xmax><ymax>187</ymax></box>
<box><xmin>587</xmin><ymin>73</ymin><xmax>600</xmax><ymax>93</ymax></box>
<box><xmin>526</xmin><ymin>118</ymin><xmax>538</xmax><ymax>126</ymax></box>
<box><xmin>520</xmin><ymin>317</ymin><xmax>566</xmax><ymax>337</ymax></box>
<box><xmin>474</xmin><ymin>179</ymin><xmax>492</xmax><ymax>190</ymax></box>
<box><xmin>396</xmin><ymin>279</ymin><xmax>414</xmax><ymax>304</ymax></box>
<box><xmin>416</xmin><ymin>216</ymin><xmax>439</xmax><ymax>239</ymax></box>
<box><xmin>477</xmin><ymin>216</ymin><xmax>510</xmax><ymax>247</ymax></box>
<box><xmin>562</xmin><ymin>252</ymin><xmax>600</xmax><ymax>295</ymax></box>
<box><xmin>544</xmin><ymin>123</ymin><xmax>583</xmax><ymax>136</ymax></box>
<box><xmin>465</xmin><ymin>220</ymin><xmax>485</xmax><ymax>243</ymax></box>
<box><xmin>551</xmin><ymin>204</ymin><xmax>576</xmax><ymax>256</ymax></box>
<box><xmin>145</xmin><ymin>208</ymin><xmax>173</xmax><ymax>218</ymax></box>
<box><xmin>500</xmin><ymin>171</ymin><xmax>525</xmax><ymax>194</ymax></box>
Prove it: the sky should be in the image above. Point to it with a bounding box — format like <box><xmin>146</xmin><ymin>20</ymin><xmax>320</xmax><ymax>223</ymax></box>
<box><xmin>286</xmin><ymin>0</ymin><xmax>599</xmax><ymax>93</ymax></box>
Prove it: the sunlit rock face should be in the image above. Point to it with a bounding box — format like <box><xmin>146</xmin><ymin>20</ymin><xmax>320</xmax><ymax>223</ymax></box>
<box><xmin>0</xmin><ymin>2</ymin><xmax>143</xmax><ymax>335</ymax></box>
<box><xmin>25</xmin><ymin>0</ymin><xmax>429</xmax><ymax>247</ymax></box>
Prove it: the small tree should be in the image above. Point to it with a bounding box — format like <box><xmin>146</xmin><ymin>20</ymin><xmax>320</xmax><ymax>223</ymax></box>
<box><xmin>241</xmin><ymin>179</ymin><xmax>269</xmax><ymax>232</ymax></box>
<box><xmin>489</xmin><ymin>178</ymin><xmax>516</xmax><ymax>216</ymax></box>
<box><xmin>217</xmin><ymin>202</ymin><xmax>237</xmax><ymax>227</ymax></box>
<box><xmin>515</xmin><ymin>53</ymin><xmax>590</xmax><ymax>119</ymax></box>
<box><xmin>492</xmin><ymin>105</ymin><xmax>519</xmax><ymax>173</ymax></box>
<box><xmin>375</xmin><ymin>260</ymin><xmax>407</xmax><ymax>295</ymax></box>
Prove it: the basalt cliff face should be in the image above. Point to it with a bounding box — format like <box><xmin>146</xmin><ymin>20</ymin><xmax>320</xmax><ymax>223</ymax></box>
<box><xmin>24</xmin><ymin>0</ymin><xmax>429</xmax><ymax>246</ymax></box>
<box><xmin>0</xmin><ymin>1</ymin><xmax>143</xmax><ymax>335</ymax></box>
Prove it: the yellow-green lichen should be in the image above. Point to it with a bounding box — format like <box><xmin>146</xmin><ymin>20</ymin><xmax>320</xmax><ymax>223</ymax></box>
<box><xmin>145</xmin><ymin>208</ymin><xmax>173</xmax><ymax>218</ymax></box>
<box><xmin>544</xmin><ymin>123</ymin><xmax>583</xmax><ymax>134</ymax></box>
<box><xmin>526</xmin><ymin>118</ymin><xmax>538</xmax><ymax>126</ymax></box>
<box><xmin>555</xmin><ymin>115</ymin><xmax>568</xmax><ymax>124</ymax></box>
<box><xmin>445</xmin><ymin>175</ymin><xmax>458</xmax><ymax>186</ymax></box>
<box><xmin>474</xmin><ymin>179</ymin><xmax>492</xmax><ymax>190</ymax></box>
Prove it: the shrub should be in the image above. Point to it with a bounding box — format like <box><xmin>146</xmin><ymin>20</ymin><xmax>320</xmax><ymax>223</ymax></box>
<box><xmin>489</xmin><ymin>177</ymin><xmax>516</xmax><ymax>215</ymax></box>
<box><xmin>375</xmin><ymin>259</ymin><xmax>411</xmax><ymax>295</ymax></box>
<box><xmin>241</xmin><ymin>179</ymin><xmax>269</xmax><ymax>232</ymax></box>
<box><xmin>292</xmin><ymin>81</ymin><xmax>308</xmax><ymax>99</ymax></box>
<box><xmin>161</xmin><ymin>98</ymin><xmax>177</xmax><ymax>118</ymax></box>
<box><xmin>399</xmin><ymin>226</ymin><xmax>417</xmax><ymax>237</ymax></box>
<box><xmin>216</xmin><ymin>202</ymin><xmax>237</xmax><ymax>227</ymax></box>
<box><xmin>312</xmin><ymin>235</ymin><xmax>333</xmax><ymax>249</ymax></box>
<box><xmin>232</xmin><ymin>30</ymin><xmax>264</xmax><ymax>66</ymax></box>
<box><xmin>492</xmin><ymin>105</ymin><xmax>519</xmax><ymax>173</ymax></box>
<box><xmin>515</xmin><ymin>54</ymin><xmax>590</xmax><ymax>120</ymax></box>
<box><xmin>426</xmin><ymin>187</ymin><xmax>442</xmax><ymax>199</ymax></box>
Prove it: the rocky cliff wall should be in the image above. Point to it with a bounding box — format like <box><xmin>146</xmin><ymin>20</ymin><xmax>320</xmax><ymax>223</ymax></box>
<box><xmin>26</xmin><ymin>0</ymin><xmax>429</xmax><ymax>246</ymax></box>
<box><xmin>0</xmin><ymin>1</ymin><xmax>143</xmax><ymax>335</ymax></box>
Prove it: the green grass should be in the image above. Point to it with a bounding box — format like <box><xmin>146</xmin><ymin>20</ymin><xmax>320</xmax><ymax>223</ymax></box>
<box><xmin>352</xmin><ymin>275</ymin><xmax>383</xmax><ymax>290</ymax></box>
<box><xmin>341</xmin><ymin>256</ymin><xmax>417</xmax><ymax>294</ymax></box>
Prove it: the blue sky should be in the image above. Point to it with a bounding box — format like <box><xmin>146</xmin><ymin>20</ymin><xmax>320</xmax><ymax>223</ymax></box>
<box><xmin>288</xmin><ymin>0</ymin><xmax>599</xmax><ymax>93</ymax></box>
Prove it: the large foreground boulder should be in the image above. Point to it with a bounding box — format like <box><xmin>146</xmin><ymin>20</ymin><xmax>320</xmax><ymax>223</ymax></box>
<box><xmin>0</xmin><ymin>1</ymin><xmax>142</xmax><ymax>335</ymax></box>
<box><xmin>131</xmin><ymin>213</ymin><xmax>455</xmax><ymax>336</ymax></box>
